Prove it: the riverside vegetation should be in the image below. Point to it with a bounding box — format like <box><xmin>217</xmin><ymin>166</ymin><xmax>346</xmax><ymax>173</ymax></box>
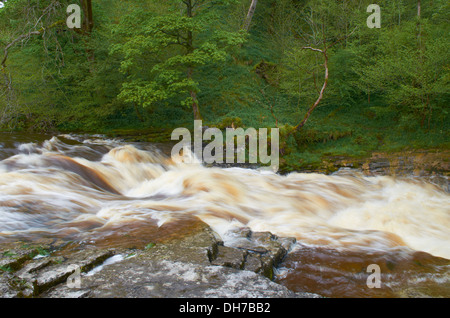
<box><xmin>0</xmin><ymin>0</ymin><xmax>448</xmax><ymax>172</ymax></box>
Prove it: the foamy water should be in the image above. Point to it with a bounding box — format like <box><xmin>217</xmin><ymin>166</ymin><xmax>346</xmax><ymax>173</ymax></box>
<box><xmin>0</xmin><ymin>134</ymin><xmax>448</xmax><ymax>261</ymax></box>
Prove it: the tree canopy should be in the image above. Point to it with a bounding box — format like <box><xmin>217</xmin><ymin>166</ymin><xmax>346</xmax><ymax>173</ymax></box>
<box><xmin>0</xmin><ymin>0</ymin><xmax>448</xmax><ymax>170</ymax></box>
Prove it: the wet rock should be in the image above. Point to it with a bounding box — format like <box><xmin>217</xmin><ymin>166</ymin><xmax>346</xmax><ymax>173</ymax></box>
<box><xmin>0</xmin><ymin>269</ymin><xmax>34</xmax><ymax>298</ymax></box>
<box><xmin>1</xmin><ymin>218</ymin><xmax>320</xmax><ymax>298</ymax></box>
<box><xmin>143</xmin><ymin>218</ymin><xmax>222</xmax><ymax>265</ymax></box>
<box><xmin>230</xmin><ymin>239</ymin><xmax>269</xmax><ymax>254</ymax></box>
<box><xmin>16</xmin><ymin>259</ymin><xmax>53</xmax><ymax>278</ymax></box>
<box><xmin>368</xmin><ymin>159</ymin><xmax>391</xmax><ymax>174</ymax></box>
<box><xmin>243</xmin><ymin>253</ymin><xmax>264</xmax><ymax>273</ymax></box>
<box><xmin>226</xmin><ymin>227</ymin><xmax>252</xmax><ymax>239</ymax></box>
<box><xmin>39</xmin><ymin>218</ymin><xmax>310</xmax><ymax>298</ymax></box>
<box><xmin>320</xmin><ymin>150</ymin><xmax>449</xmax><ymax>182</ymax></box>
<box><xmin>44</xmin><ymin>286</ymin><xmax>91</xmax><ymax>298</ymax></box>
<box><xmin>278</xmin><ymin>237</ymin><xmax>297</xmax><ymax>252</ymax></box>
<box><xmin>252</xmin><ymin>231</ymin><xmax>275</xmax><ymax>242</ymax></box>
<box><xmin>221</xmin><ymin>228</ymin><xmax>296</xmax><ymax>279</ymax></box>
<box><xmin>0</xmin><ymin>272</ymin><xmax>20</xmax><ymax>298</ymax></box>
<box><xmin>0</xmin><ymin>257</ymin><xmax>23</xmax><ymax>272</ymax></box>
<box><xmin>34</xmin><ymin>266</ymin><xmax>79</xmax><ymax>295</ymax></box>
<box><xmin>211</xmin><ymin>246</ymin><xmax>246</xmax><ymax>269</ymax></box>
<box><xmin>0</xmin><ymin>243</ymin><xmax>114</xmax><ymax>297</ymax></box>
<box><xmin>65</xmin><ymin>258</ymin><xmax>299</xmax><ymax>298</ymax></box>
<box><xmin>32</xmin><ymin>249</ymin><xmax>114</xmax><ymax>294</ymax></box>
<box><xmin>0</xmin><ymin>243</ymin><xmax>49</xmax><ymax>271</ymax></box>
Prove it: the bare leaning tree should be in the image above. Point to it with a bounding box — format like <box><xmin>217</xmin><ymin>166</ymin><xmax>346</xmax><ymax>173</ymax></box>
<box><xmin>284</xmin><ymin>10</ymin><xmax>357</xmax><ymax>140</ymax></box>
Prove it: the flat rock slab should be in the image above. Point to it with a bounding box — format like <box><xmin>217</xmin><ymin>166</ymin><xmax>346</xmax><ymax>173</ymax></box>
<box><xmin>58</xmin><ymin>258</ymin><xmax>302</xmax><ymax>298</ymax></box>
<box><xmin>2</xmin><ymin>217</ymin><xmax>321</xmax><ymax>298</ymax></box>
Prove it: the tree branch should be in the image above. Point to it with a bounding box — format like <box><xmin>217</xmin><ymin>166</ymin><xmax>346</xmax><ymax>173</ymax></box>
<box><xmin>328</xmin><ymin>26</ymin><xmax>358</xmax><ymax>49</ymax></box>
<box><xmin>2</xmin><ymin>32</ymin><xmax>40</xmax><ymax>68</ymax></box>
<box><xmin>1</xmin><ymin>20</ymin><xmax>65</xmax><ymax>68</ymax></box>
<box><xmin>301</xmin><ymin>46</ymin><xmax>323</xmax><ymax>53</ymax></box>
<box><xmin>292</xmin><ymin>49</ymin><xmax>328</xmax><ymax>132</ymax></box>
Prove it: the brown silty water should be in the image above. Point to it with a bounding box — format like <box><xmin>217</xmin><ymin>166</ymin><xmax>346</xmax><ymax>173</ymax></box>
<box><xmin>0</xmin><ymin>133</ymin><xmax>449</xmax><ymax>297</ymax></box>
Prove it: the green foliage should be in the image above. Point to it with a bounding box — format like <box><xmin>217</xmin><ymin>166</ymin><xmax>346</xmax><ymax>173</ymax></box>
<box><xmin>355</xmin><ymin>17</ymin><xmax>449</xmax><ymax>128</ymax></box>
<box><xmin>215</xmin><ymin>116</ymin><xmax>243</xmax><ymax>129</ymax></box>
<box><xmin>145</xmin><ymin>243</ymin><xmax>155</xmax><ymax>250</ymax></box>
<box><xmin>111</xmin><ymin>0</ymin><xmax>246</xmax><ymax>117</ymax></box>
<box><xmin>33</xmin><ymin>247</ymin><xmax>51</xmax><ymax>257</ymax></box>
<box><xmin>0</xmin><ymin>0</ymin><xmax>448</xmax><ymax>171</ymax></box>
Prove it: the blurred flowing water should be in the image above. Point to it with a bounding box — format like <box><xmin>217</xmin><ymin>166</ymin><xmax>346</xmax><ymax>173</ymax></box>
<box><xmin>0</xmin><ymin>132</ymin><xmax>448</xmax><ymax>297</ymax></box>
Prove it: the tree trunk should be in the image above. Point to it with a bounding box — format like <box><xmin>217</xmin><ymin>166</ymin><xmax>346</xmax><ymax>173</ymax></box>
<box><xmin>292</xmin><ymin>47</ymin><xmax>329</xmax><ymax>132</ymax></box>
<box><xmin>81</xmin><ymin>0</ymin><xmax>94</xmax><ymax>33</ymax></box>
<box><xmin>187</xmin><ymin>67</ymin><xmax>201</xmax><ymax>120</ymax></box>
<box><xmin>243</xmin><ymin>0</ymin><xmax>258</xmax><ymax>31</ymax></box>
<box><xmin>417</xmin><ymin>0</ymin><xmax>422</xmax><ymax>47</ymax></box>
<box><xmin>71</xmin><ymin>1</ymin><xmax>95</xmax><ymax>66</ymax></box>
<box><xmin>80</xmin><ymin>0</ymin><xmax>94</xmax><ymax>64</ymax></box>
<box><xmin>134</xmin><ymin>103</ymin><xmax>145</xmax><ymax>122</ymax></box>
<box><xmin>417</xmin><ymin>0</ymin><xmax>428</xmax><ymax>127</ymax></box>
<box><xmin>417</xmin><ymin>0</ymin><xmax>421</xmax><ymax>18</ymax></box>
<box><xmin>191</xmin><ymin>91</ymin><xmax>202</xmax><ymax>120</ymax></box>
<box><xmin>185</xmin><ymin>0</ymin><xmax>201</xmax><ymax>120</ymax></box>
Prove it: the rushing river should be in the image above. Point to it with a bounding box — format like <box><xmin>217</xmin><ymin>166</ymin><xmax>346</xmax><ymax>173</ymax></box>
<box><xmin>0</xmin><ymin>132</ymin><xmax>449</xmax><ymax>297</ymax></box>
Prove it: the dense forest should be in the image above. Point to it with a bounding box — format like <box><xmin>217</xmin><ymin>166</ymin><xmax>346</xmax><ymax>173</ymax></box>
<box><xmin>0</xmin><ymin>0</ymin><xmax>448</xmax><ymax>171</ymax></box>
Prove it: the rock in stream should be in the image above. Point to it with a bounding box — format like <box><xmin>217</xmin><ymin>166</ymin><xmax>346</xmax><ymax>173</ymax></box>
<box><xmin>0</xmin><ymin>217</ymin><xmax>320</xmax><ymax>298</ymax></box>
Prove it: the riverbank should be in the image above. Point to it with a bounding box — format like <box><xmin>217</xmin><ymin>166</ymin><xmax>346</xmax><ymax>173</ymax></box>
<box><xmin>95</xmin><ymin>127</ymin><xmax>449</xmax><ymax>178</ymax></box>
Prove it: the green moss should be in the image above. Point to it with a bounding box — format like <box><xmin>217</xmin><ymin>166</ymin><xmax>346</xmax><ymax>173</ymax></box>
<box><xmin>33</xmin><ymin>247</ymin><xmax>51</xmax><ymax>258</ymax></box>
<box><xmin>2</xmin><ymin>251</ymin><xmax>16</xmax><ymax>257</ymax></box>
<box><xmin>145</xmin><ymin>243</ymin><xmax>156</xmax><ymax>250</ymax></box>
<box><xmin>0</xmin><ymin>265</ymin><xmax>13</xmax><ymax>273</ymax></box>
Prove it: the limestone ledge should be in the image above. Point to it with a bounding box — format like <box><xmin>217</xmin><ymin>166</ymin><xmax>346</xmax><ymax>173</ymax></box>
<box><xmin>0</xmin><ymin>218</ymin><xmax>320</xmax><ymax>298</ymax></box>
